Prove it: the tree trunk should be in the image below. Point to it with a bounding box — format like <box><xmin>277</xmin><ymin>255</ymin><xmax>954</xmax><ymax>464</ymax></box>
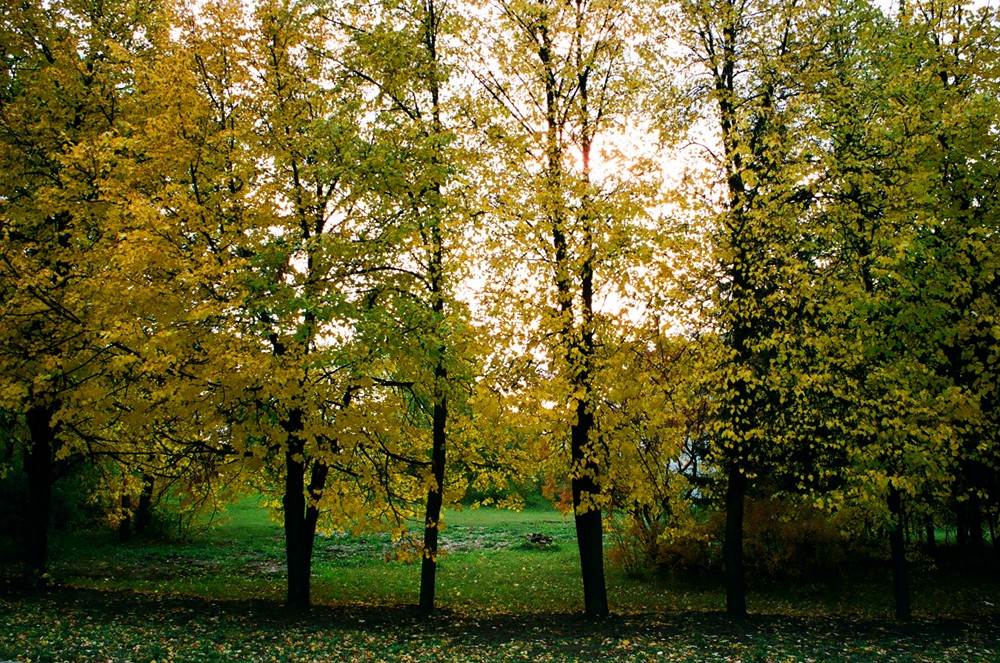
<box><xmin>417</xmin><ymin>0</ymin><xmax>450</xmax><ymax>616</ymax></box>
<box><xmin>989</xmin><ymin>512</ymin><xmax>998</xmax><ymax>552</ymax></box>
<box><xmin>991</xmin><ymin>513</ymin><xmax>999</xmax><ymax>563</ymax></box>
<box><xmin>724</xmin><ymin>465</ymin><xmax>748</xmax><ymax>618</ymax></box>
<box><xmin>419</xmin><ymin>387</ymin><xmax>447</xmax><ymax>614</ymax></box>
<box><xmin>924</xmin><ymin>518</ymin><xmax>936</xmax><ymax>552</ymax></box>
<box><xmin>283</xmin><ymin>409</ymin><xmax>311</xmax><ymax>608</ymax></box>
<box><xmin>968</xmin><ymin>495</ymin><xmax>985</xmax><ymax>552</ymax></box>
<box><xmin>572</xmin><ymin>398</ymin><xmax>609</xmax><ymax>618</ymax></box>
<box><xmin>956</xmin><ymin>500</ymin><xmax>969</xmax><ymax>548</ymax></box>
<box><xmin>23</xmin><ymin>405</ymin><xmax>55</xmax><ymax>587</ymax></box>
<box><xmin>303</xmin><ymin>460</ymin><xmax>328</xmax><ymax>585</ymax></box>
<box><xmin>282</xmin><ymin>406</ymin><xmax>329</xmax><ymax>609</ymax></box>
<box><xmin>888</xmin><ymin>485</ymin><xmax>911</xmax><ymax>621</ymax></box>
<box><xmin>135</xmin><ymin>474</ymin><xmax>155</xmax><ymax>536</ymax></box>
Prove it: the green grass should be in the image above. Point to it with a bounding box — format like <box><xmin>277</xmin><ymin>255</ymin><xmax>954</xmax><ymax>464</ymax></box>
<box><xmin>1</xmin><ymin>499</ymin><xmax>998</xmax><ymax>661</ymax></box>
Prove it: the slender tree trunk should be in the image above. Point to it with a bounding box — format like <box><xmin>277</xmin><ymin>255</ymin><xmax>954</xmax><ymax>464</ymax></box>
<box><xmin>572</xmin><ymin>397</ymin><xmax>609</xmax><ymax>618</ymax></box>
<box><xmin>282</xmin><ymin>406</ymin><xmax>329</xmax><ymax>609</ymax></box>
<box><xmin>303</xmin><ymin>460</ymin><xmax>328</xmax><ymax>583</ymax></box>
<box><xmin>417</xmin><ymin>0</ymin><xmax>449</xmax><ymax>615</ymax></box>
<box><xmin>924</xmin><ymin>518</ymin><xmax>936</xmax><ymax>552</ymax></box>
<box><xmin>571</xmin><ymin>35</ymin><xmax>608</xmax><ymax>618</ymax></box>
<box><xmin>135</xmin><ymin>474</ymin><xmax>155</xmax><ymax>536</ymax></box>
<box><xmin>570</xmin><ymin>262</ymin><xmax>608</xmax><ymax>618</ymax></box>
<box><xmin>419</xmin><ymin>387</ymin><xmax>447</xmax><ymax>614</ymax></box>
<box><xmin>24</xmin><ymin>405</ymin><xmax>55</xmax><ymax>587</ymax></box>
<box><xmin>968</xmin><ymin>495</ymin><xmax>985</xmax><ymax>552</ymax></box>
<box><xmin>989</xmin><ymin>512</ymin><xmax>998</xmax><ymax>556</ymax></box>
<box><xmin>956</xmin><ymin>500</ymin><xmax>969</xmax><ymax>548</ymax></box>
<box><xmin>724</xmin><ymin>465</ymin><xmax>748</xmax><ymax>618</ymax></box>
<box><xmin>888</xmin><ymin>484</ymin><xmax>911</xmax><ymax>621</ymax></box>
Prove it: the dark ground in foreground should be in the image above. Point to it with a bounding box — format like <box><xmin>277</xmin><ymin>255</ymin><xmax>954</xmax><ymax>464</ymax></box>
<box><xmin>1</xmin><ymin>584</ymin><xmax>997</xmax><ymax>662</ymax></box>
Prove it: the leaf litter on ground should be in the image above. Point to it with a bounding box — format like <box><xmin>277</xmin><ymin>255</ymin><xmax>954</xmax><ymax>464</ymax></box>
<box><xmin>1</xmin><ymin>585</ymin><xmax>997</xmax><ymax>662</ymax></box>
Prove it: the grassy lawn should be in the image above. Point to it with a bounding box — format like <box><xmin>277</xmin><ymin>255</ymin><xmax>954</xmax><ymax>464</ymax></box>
<box><xmin>1</xmin><ymin>499</ymin><xmax>998</xmax><ymax>662</ymax></box>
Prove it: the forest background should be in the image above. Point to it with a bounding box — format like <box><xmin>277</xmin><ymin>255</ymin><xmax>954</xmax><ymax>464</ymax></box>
<box><xmin>1</xmin><ymin>0</ymin><xmax>998</xmax><ymax>628</ymax></box>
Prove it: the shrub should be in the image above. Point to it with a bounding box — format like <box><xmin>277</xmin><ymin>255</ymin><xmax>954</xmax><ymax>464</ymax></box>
<box><xmin>740</xmin><ymin>497</ymin><xmax>849</xmax><ymax>579</ymax></box>
<box><xmin>610</xmin><ymin>496</ymin><xmax>858</xmax><ymax>579</ymax></box>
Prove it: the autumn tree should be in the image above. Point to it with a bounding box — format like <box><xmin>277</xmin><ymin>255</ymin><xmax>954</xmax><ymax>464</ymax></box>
<box><xmin>793</xmin><ymin>0</ymin><xmax>1000</xmax><ymax>620</ymax></box>
<box><xmin>471</xmin><ymin>0</ymin><xmax>662</xmax><ymax>617</ymax></box>
<box><xmin>670</xmin><ymin>0</ymin><xmax>821</xmax><ymax>617</ymax></box>
<box><xmin>0</xmin><ymin>0</ymin><xmax>169</xmax><ymax>584</ymax></box>
<box><xmin>803</xmin><ymin>2</ymin><xmax>926</xmax><ymax>622</ymax></box>
<box><xmin>899</xmin><ymin>0</ymin><xmax>1000</xmax><ymax>560</ymax></box>
<box><xmin>108</xmin><ymin>0</ymin><xmax>401</xmax><ymax>608</ymax></box>
<box><xmin>329</xmin><ymin>0</ymin><xmax>481</xmax><ymax>614</ymax></box>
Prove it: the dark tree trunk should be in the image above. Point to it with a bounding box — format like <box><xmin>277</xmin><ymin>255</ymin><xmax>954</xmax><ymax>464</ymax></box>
<box><xmin>282</xmin><ymin>405</ymin><xmax>329</xmax><ymax>609</ymax></box>
<box><xmin>23</xmin><ymin>405</ymin><xmax>55</xmax><ymax>587</ymax></box>
<box><xmin>419</xmin><ymin>387</ymin><xmax>447</xmax><ymax>614</ymax></box>
<box><xmin>572</xmin><ymin>397</ymin><xmax>609</xmax><ymax>618</ymax></box>
<box><xmin>989</xmin><ymin>512</ymin><xmax>998</xmax><ymax>556</ymax></box>
<box><xmin>531</xmin><ymin>0</ymin><xmax>608</xmax><ymax>619</ymax></box>
<box><xmin>303</xmin><ymin>460</ymin><xmax>328</xmax><ymax>580</ymax></box>
<box><xmin>924</xmin><ymin>518</ymin><xmax>936</xmax><ymax>552</ymax></box>
<box><xmin>956</xmin><ymin>501</ymin><xmax>969</xmax><ymax>549</ymax></box>
<box><xmin>135</xmin><ymin>474</ymin><xmax>155</xmax><ymax>536</ymax></box>
<box><xmin>417</xmin><ymin>0</ymin><xmax>450</xmax><ymax>616</ymax></box>
<box><xmin>283</xmin><ymin>408</ymin><xmax>310</xmax><ymax>608</ymax></box>
<box><xmin>888</xmin><ymin>485</ymin><xmax>911</xmax><ymax>621</ymax></box>
<box><xmin>724</xmin><ymin>465</ymin><xmax>748</xmax><ymax>618</ymax></box>
<box><xmin>968</xmin><ymin>496</ymin><xmax>985</xmax><ymax>552</ymax></box>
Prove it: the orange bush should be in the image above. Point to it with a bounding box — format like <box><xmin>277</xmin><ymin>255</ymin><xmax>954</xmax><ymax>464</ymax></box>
<box><xmin>610</xmin><ymin>497</ymin><xmax>854</xmax><ymax>579</ymax></box>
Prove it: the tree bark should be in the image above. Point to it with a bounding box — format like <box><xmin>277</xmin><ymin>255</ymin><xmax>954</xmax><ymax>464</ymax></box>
<box><xmin>724</xmin><ymin>464</ymin><xmax>748</xmax><ymax>618</ymax></box>
<box><xmin>572</xmin><ymin>396</ymin><xmax>609</xmax><ymax>618</ymax></box>
<box><xmin>135</xmin><ymin>474</ymin><xmax>155</xmax><ymax>536</ymax></box>
<box><xmin>956</xmin><ymin>500</ymin><xmax>969</xmax><ymax>548</ymax></box>
<box><xmin>989</xmin><ymin>512</ymin><xmax>998</xmax><ymax>551</ymax></box>
<box><xmin>888</xmin><ymin>484</ymin><xmax>911</xmax><ymax>621</ymax></box>
<box><xmin>282</xmin><ymin>405</ymin><xmax>329</xmax><ymax>609</ymax></box>
<box><xmin>924</xmin><ymin>518</ymin><xmax>936</xmax><ymax>552</ymax></box>
<box><xmin>417</xmin><ymin>0</ymin><xmax>449</xmax><ymax>615</ymax></box>
<box><xmin>283</xmin><ymin>408</ymin><xmax>310</xmax><ymax>608</ymax></box>
<box><xmin>968</xmin><ymin>495</ymin><xmax>985</xmax><ymax>552</ymax></box>
<box><xmin>23</xmin><ymin>405</ymin><xmax>55</xmax><ymax>587</ymax></box>
<box><xmin>303</xmin><ymin>459</ymin><xmax>328</xmax><ymax>583</ymax></box>
<box><xmin>419</xmin><ymin>387</ymin><xmax>447</xmax><ymax>614</ymax></box>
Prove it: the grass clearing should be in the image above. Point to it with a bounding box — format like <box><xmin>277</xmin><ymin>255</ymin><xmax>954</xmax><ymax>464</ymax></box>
<box><xmin>2</xmin><ymin>499</ymin><xmax>998</xmax><ymax>661</ymax></box>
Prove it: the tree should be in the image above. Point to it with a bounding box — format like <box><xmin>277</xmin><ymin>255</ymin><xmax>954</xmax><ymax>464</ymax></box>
<box><xmin>0</xmin><ymin>0</ymin><xmax>167</xmax><ymax>585</ymax></box>
<box><xmin>114</xmin><ymin>0</ymin><xmax>372</xmax><ymax>608</ymax></box>
<box><xmin>231</xmin><ymin>0</ymin><xmax>434</xmax><ymax>607</ymax></box>
<box><xmin>900</xmin><ymin>0</ymin><xmax>1000</xmax><ymax>560</ymax></box>
<box><xmin>798</xmin><ymin>0</ymin><xmax>1000</xmax><ymax>620</ymax></box>
<box><xmin>671</xmin><ymin>0</ymin><xmax>821</xmax><ymax>617</ymax></box>
<box><xmin>472</xmin><ymin>0</ymin><xmax>660</xmax><ymax>617</ymax></box>
<box><xmin>329</xmin><ymin>0</ymin><xmax>480</xmax><ymax>614</ymax></box>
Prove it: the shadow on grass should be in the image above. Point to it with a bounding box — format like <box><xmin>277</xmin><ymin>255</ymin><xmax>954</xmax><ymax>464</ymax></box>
<box><xmin>2</xmin><ymin>580</ymin><xmax>998</xmax><ymax>662</ymax></box>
